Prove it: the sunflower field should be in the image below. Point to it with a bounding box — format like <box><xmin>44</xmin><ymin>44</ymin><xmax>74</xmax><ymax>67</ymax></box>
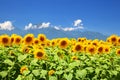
<box><xmin>1</xmin><ymin>34</ymin><xmax>120</xmax><ymax>80</ymax></box>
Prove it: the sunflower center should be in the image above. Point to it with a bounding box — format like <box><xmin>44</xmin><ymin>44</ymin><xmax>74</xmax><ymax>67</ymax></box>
<box><xmin>24</xmin><ymin>48</ymin><xmax>29</xmax><ymax>53</ymax></box>
<box><xmin>118</xmin><ymin>39</ymin><xmax>120</xmax><ymax>43</ymax></box>
<box><xmin>78</xmin><ymin>39</ymin><xmax>81</xmax><ymax>42</ymax></box>
<box><xmin>111</xmin><ymin>37</ymin><xmax>117</xmax><ymax>42</ymax></box>
<box><xmin>11</xmin><ymin>38</ymin><xmax>14</xmax><ymax>43</ymax></box>
<box><xmin>16</xmin><ymin>38</ymin><xmax>20</xmax><ymax>43</ymax></box>
<box><xmin>2</xmin><ymin>38</ymin><xmax>8</xmax><ymax>43</ymax></box>
<box><xmin>52</xmin><ymin>42</ymin><xmax>55</xmax><ymax>45</ymax></box>
<box><xmin>105</xmin><ymin>48</ymin><xmax>109</xmax><ymax>52</ymax></box>
<box><xmin>93</xmin><ymin>43</ymin><xmax>97</xmax><ymax>46</ymax></box>
<box><xmin>40</xmin><ymin>37</ymin><xmax>45</xmax><ymax>41</ymax></box>
<box><xmin>35</xmin><ymin>40</ymin><xmax>38</xmax><ymax>44</ymax></box>
<box><xmin>61</xmin><ymin>41</ymin><xmax>67</xmax><ymax>46</ymax></box>
<box><xmin>117</xmin><ymin>51</ymin><xmax>120</xmax><ymax>54</ymax></box>
<box><xmin>75</xmin><ymin>45</ymin><xmax>81</xmax><ymax>51</ymax></box>
<box><xmin>89</xmin><ymin>48</ymin><xmax>94</xmax><ymax>53</ymax></box>
<box><xmin>26</xmin><ymin>37</ymin><xmax>32</xmax><ymax>42</ymax></box>
<box><xmin>37</xmin><ymin>52</ymin><xmax>43</xmax><ymax>57</ymax></box>
<box><xmin>98</xmin><ymin>47</ymin><xmax>103</xmax><ymax>52</ymax></box>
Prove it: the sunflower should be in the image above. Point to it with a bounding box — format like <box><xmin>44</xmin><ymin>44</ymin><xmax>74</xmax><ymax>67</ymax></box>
<box><xmin>109</xmin><ymin>35</ymin><xmax>118</xmax><ymax>45</ymax></box>
<box><xmin>116</xmin><ymin>49</ymin><xmax>120</xmax><ymax>55</ymax></box>
<box><xmin>33</xmin><ymin>45</ymin><xmax>44</xmax><ymax>50</ymax></box>
<box><xmin>70</xmin><ymin>38</ymin><xmax>76</xmax><ymax>45</ymax></box>
<box><xmin>23</xmin><ymin>34</ymin><xmax>34</xmax><ymax>46</ymax></box>
<box><xmin>81</xmin><ymin>37</ymin><xmax>87</xmax><ymax>43</ymax></box>
<box><xmin>86</xmin><ymin>40</ymin><xmax>92</xmax><ymax>45</ymax></box>
<box><xmin>13</xmin><ymin>35</ymin><xmax>22</xmax><ymax>45</ymax></box>
<box><xmin>86</xmin><ymin>45</ymin><xmax>97</xmax><ymax>54</ymax></box>
<box><xmin>71</xmin><ymin>56</ymin><xmax>78</xmax><ymax>61</ymax></box>
<box><xmin>21</xmin><ymin>46</ymin><xmax>30</xmax><ymax>53</ymax></box>
<box><xmin>20</xmin><ymin>66</ymin><xmax>28</xmax><ymax>74</ymax></box>
<box><xmin>97</xmin><ymin>45</ymin><xmax>104</xmax><ymax>54</ymax></box>
<box><xmin>117</xmin><ymin>37</ymin><xmax>120</xmax><ymax>46</ymax></box>
<box><xmin>38</xmin><ymin>34</ymin><xmax>47</xmax><ymax>43</ymax></box>
<box><xmin>0</xmin><ymin>34</ymin><xmax>10</xmax><ymax>46</ymax></box>
<box><xmin>46</xmin><ymin>39</ymin><xmax>51</xmax><ymax>47</ymax></box>
<box><xmin>104</xmin><ymin>45</ymin><xmax>111</xmax><ymax>53</ymax></box>
<box><xmin>33</xmin><ymin>38</ymin><xmax>40</xmax><ymax>45</ymax></box>
<box><xmin>92</xmin><ymin>39</ymin><xmax>99</xmax><ymax>46</ymax></box>
<box><xmin>34</xmin><ymin>49</ymin><xmax>45</xmax><ymax>59</ymax></box>
<box><xmin>72</xmin><ymin>42</ymin><xmax>83</xmax><ymax>52</ymax></box>
<box><xmin>77</xmin><ymin>37</ymin><xmax>82</xmax><ymax>42</ymax></box>
<box><xmin>58</xmin><ymin>38</ymin><xmax>69</xmax><ymax>49</ymax></box>
<box><xmin>10</xmin><ymin>34</ymin><xmax>17</xmax><ymax>44</ymax></box>
<box><xmin>48</xmin><ymin>70</ymin><xmax>55</xmax><ymax>76</ymax></box>
<box><xmin>51</xmin><ymin>39</ymin><xmax>57</xmax><ymax>47</ymax></box>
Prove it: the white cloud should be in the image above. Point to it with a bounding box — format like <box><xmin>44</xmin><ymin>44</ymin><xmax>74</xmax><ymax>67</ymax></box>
<box><xmin>0</xmin><ymin>21</ymin><xmax>14</xmax><ymax>30</ymax></box>
<box><xmin>24</xmin><ymin>22</ymin><xmax>50</xmax><ymax>30</ymax></box>
<box><xmin>54</xmin><ymin>26</ymin><xmax>60</xmax><ymax>30</ymax></box>
<box><xmin>62</xmin><ymin>27</ymin><xmax>75</xmax><ymax>31</ymax></box>
<box><xmin>74</xmin><ymin>19</ymin><xmax>82</xmax><ymax>27</ymax></box>
<box><xmin>39</xmin><ymin>22</ymin><xmax>50</xmax><ymax>28</ymax></box>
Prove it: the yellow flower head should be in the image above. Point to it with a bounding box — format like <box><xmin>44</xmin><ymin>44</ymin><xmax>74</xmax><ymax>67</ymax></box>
<box><xmin>109</xmin><ymin>34</ymin><xmax>118</xmax><ymax>45</ymax></box>
<box><xmin>97</xmin><ymin>44</ymin><xmax>104</xmax><ymax>54</ymax></box>
<box><xmin>33</xmin><ymin>38</ymin><xmax>40</xmax><ymax>45</ymax></box>
<box><xmin>86</xmin><ymin>44</ymin><xmax>97</xmax><ymax>54</ymax></box>
<box><xmin>51</xmin><ymin>39</ymin><xmax>57</xmax><ymax>47</ymax></box>
<box><xmin>20</xmin><ymin>66</ymin><xmax>28</xmax><ymax>74</ymax></box>
<box><xmin>116</xmin><ymin>49</ymin><xmax>120</xmax><ymax>55</ymax></box>
<box><xmin>58</xmin><ymin>38</ymin><xmax>69</xmax><ymax>49</ymax></box>
<box><xmin>48</xmin><ymin>70</ymin><xmax>55</xmax><ymax>76</ymax></box>
<box><xmin>71</xmin><ymin>56</ymin><xmax>78</xmax><ymax>61</ymax></box>
<box><xmin>34</xmin><ymin>49</ymin><xmax>45</xmax><ymax>59</ymax></box>
<box><xmin>38</xmin><ymin>34</ymin><xmax>47</xmax><ymax>43</ymax></box>
<box><xmin>13</xmin><ymin>35</ymin><xmax>22</xmax><ymax>45</ymax></box>
<box><xmin>72</xmin><ymin>42</ymin><xmax>83</xmax><ymax>52</ymax></box>
<box><xmin>104</xmin><ymin>45</ymin><xmax>111</xmax><ymax>53</ymax></box>
<box><xmin>0</xmin><ymin>34</ymin><xmax>10</xmax><ymax>46</ymax></box>
<box><xmin>23</xmin><ymin>34</ymin><xmax>34</xmax><ymax>46</ymax></box>
<box><xmin>21</xmin><ymin>46</ymin><xmax>30</xmax><ymax>53</ymax></box>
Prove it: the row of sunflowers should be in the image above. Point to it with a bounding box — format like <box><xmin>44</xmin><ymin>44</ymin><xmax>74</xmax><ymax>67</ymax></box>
<box><xmin>0</xmin><ymin>34</ymin><xmax>120</xmax><ymax>80</ymax></box>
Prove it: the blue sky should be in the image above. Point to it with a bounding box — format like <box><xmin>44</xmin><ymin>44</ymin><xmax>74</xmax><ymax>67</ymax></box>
<box><xmin>0</xmin><ymin>0</ymin><xmax>120</xmax><ymax>35</ymax></box>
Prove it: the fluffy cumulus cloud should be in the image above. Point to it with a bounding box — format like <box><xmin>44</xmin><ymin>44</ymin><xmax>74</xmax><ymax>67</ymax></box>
<box><xmin>24</xmin><ymin>19</ymin><xmax>84</xmax><ymax>31</ymax></box>
<box><xmin>40</xmin><ymin>22</ymin><xmax>50</xmax><ymax>28</ymax></box>
<box><xmin>62</xmin><ymin>27</ymin><xmax>75</xmax><ymax>31</ymax></box>
<box><xmin>54</xmin><ymin>26</ymin><xmax>60</xmax><ymax>30</ymax></box>
<box><xmin>0</xmin><ymin>21</ymin><xmax>14</xmax><ymax>30</ymax></box>
<box><xmin>73</xmin><ymin>19</ymin><xmax>84</xmax><ymax>29</ymax></box>
<box><xmin>24</xmin><ymin>22</ymin><xmax>50</xmax><ymax>30</ymax></box>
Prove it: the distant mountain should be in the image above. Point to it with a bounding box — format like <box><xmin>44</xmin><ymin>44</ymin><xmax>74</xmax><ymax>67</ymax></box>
<box><xmin>0</xmin><ymin>27</ymin><xmax>108</xmax><ymax>40</ymax></box>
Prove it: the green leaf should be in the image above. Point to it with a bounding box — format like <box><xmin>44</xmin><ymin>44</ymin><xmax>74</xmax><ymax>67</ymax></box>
<box><xmin>25</xmin><ymin>74</ymin><xmax>33</xmax><ymax>80</ymax></box>
<box><xmin>4</xmin><ymin>59</ymin><xmax>14</xmax><ymax>66</ymax></box>
<box><xmin>102</xmin><ymin>64</ymin><xmax>109</xmax><ymax>69</ymax></box>
<box><xmin>69</xmin><ymin>61</ymin><xmax>80</xmax><ymax>69</ymax></box>
<box><xmin>49</xmin><ymin>76</ymin><xmax>57</xmax><ymax>80</ymax></box>
<box><xmin>64</xmin><ymin>73</ymin><xmax>73</xmax><ymax>80</ymax></box>
<box><xmin>85</xmin><ymin>67</ymin><xmax>94</xmax><ymax>73</ymax></box>
<box><xmin>40</xmin><ymin>70</ymin><xmax>47</xmax><ymax>78</ymax></box>
<box><xmin>23</xmin><ymin>70</ymin><xmax>30</xmax><ymax>76</ymax></box>
<box><xmin>56</xmin><ymin>70</ymin><xmax>63</xmax><ymax>75</ymax></box>
<box><xmin>111</xmin><ymin>70</ymin><xmax>118</xmax><ymax>76</ymax></box>
<box><xmin>15</xmin><ymin>75</ymin><xmax>22</xmax><ymax>80</ymax></box>
<box><xmin>95</xmin><ymin>68</ymin><xmax>101</xmax><ymax>75</ymax></box>
<box><xmin>76</xmin><ymin>69</ymin><xmax>87</xmax><ymax>79</ymax></box>
<box><xmin>0</xmin><ymin>71</ymin><xmax>8</xmax><ymax>78</ymax></box>
<box><xmin>30</xmin><ymin>59</ymin><xmax>38</xmax><ymax>66</ymax></box>
<box><xmin>18</xmin><ymin>54</ymin><xmax>28</xmax><ymax>62</ymax></box>
<box><xmin>32</xmin><ymin>70</ymin><xmax>40</xmax><ymax>76</ymax></box>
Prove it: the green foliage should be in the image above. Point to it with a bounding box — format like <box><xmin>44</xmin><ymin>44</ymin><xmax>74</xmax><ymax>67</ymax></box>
<box><xmin>1</xmin><ymin>45</ymin><xmax>120</xmax><ymax>80</ymax></box>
